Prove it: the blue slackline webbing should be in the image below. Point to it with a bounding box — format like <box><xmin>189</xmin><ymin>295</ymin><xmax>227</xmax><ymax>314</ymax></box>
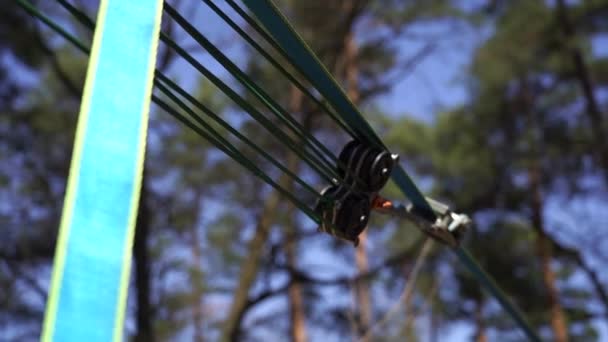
<box><xmin>41</xmin><ymin>1</ymin><xmax>163</xmax><ymax>341</ymax></box>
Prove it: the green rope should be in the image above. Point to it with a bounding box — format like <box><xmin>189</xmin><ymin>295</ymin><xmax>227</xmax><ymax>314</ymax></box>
<box><xmin>158</xmin><ymin>33</ymin><xmax>338</xmax><ymax>184</ymax></box>
<box><xmin>17</xmin><ymin>0</ymin><xmax>88</xmax><ymax>54</ymax></box>
<box><xmin>154</xmin><ymin>74</ymin><xmax>322</xmax><ymax>200</ymax></box>
<box><xmin>56</xmin><ymin>0</ymin><xmax>94</xmax><ymax>29</ymax></box>
<box><xmin>201</xmin><ymin>0</ymin><xmax>348</xmax><ymax>162</ymax></box>
<box><xmin>206</xmin><ymin>0</ymin><xmax>356</xmax><ymax>138</ymax></box>
<box><xmin>152</xmin><ymin>94</ymin><xmax>322</xmax><ymax>222</ymax></box>
<box><xmin>164</xmin><ymin>4</ymin><xmax>339</xmax><ymax>180</ymax></box>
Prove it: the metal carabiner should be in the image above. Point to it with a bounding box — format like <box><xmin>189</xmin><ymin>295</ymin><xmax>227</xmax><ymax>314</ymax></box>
<box><xmin>372</xmin><ymin>196</ymin><xmax>470</xmax><ymax>247</ymax></box>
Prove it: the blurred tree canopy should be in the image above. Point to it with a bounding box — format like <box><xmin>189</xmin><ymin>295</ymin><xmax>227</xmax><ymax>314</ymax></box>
<box><xmin>1</xmin><ymin>0</ymin><xmax>607</xmax><ymax>341</ymax></box>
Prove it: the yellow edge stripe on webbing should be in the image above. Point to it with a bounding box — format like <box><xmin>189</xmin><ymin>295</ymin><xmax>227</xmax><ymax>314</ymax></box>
<box><xmin>111</xmin><ymin>1</ymin><xmax>164</xmax><ymax>340</ymax></box>
<box><xmin>41</xmin><ymin>1</ymin><xmax>110</xmax><ymax>341</ymax></box>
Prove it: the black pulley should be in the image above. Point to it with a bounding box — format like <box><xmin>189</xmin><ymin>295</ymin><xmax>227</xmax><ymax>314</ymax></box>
<box><xmin>336</xmin><ymin>140</ymin><xmax>360</xmax><ymax>185</ymax></box>
<box><xmin>337</xmin><ymin>140</ymin><xmax>396</xmax><ymax>193</ymax></box>
<box><xmin>367</xmin><ymin>150</ymin><xmax>394</xmax><ymax>192</ymax></box>
<box><xmin>314</xmin><ymin>185</ymin><xmax>370</xmax><ymax>246</ymax></box>
<box><xmin>315</xmin><ymin>141</ymin><xmax>397</xmax><ymax>246</ymax></box>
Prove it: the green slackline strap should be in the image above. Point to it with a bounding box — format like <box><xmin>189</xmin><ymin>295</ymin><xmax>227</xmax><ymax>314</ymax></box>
<box><xmin>38</xmin><ymin>0</ymin><xmax>163</xmax><ymax>341</ymax></box>
<box><xmin>454</xmin><ymin>248</ymin><xmax>541</xmax><ymax>342</ymax></box>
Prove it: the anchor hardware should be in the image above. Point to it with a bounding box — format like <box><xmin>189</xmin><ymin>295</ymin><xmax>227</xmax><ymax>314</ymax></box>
<box><xmin>315</xmin><ymin>140</ymin><xmax>470</xmax><ymax>247</ymax></box>
<box><xmin>315</xmin><ymin>140</ymin><xmax>397</xmax><ymax>246</ymax></box>
<box><xmin>316</xmin><ymin>185</ymin><xmax>370</xmax><ymax>246</ymax></box>
<box><xmin>372</xmin><ymin>196</ymin><xmax>470</xmax><ymax>247</ymax></box>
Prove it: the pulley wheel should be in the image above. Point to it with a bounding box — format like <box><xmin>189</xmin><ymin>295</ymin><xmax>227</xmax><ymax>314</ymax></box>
<box><xmin>334</xmin><ymin>192</ymin><xmax>370</xmax><ymax>240</ymax></box>
<box><xmin>368</xmin><ymin>151</ymin><xmax>394</xmax><ymax>192</ymax></box>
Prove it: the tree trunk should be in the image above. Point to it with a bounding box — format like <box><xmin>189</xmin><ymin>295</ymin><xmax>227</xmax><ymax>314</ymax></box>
<box><xmin>342</xmin><ymin>13</ymin><xmax>373</xmax><ymax>339</ymax></box>
<box><xmin>354</xmin><ymin>233</ymin><xmax>372</xmax><ymax>337</ymax></box>
<box><xmin>219</xmin><ymin>190</ymin><xmax>282</xmax><ymax>342</ymax></box>
<box><xmin>529</xmin><ymin>165</ymin><xmax>569</xmax><ymax>342</ymax></box>
<box><xmin>429</xmin><ymin>297</ymin><xmax>439</xmax><ymax>342</ymax></box>
<box><xmin>286</xmin><ymin>235</ymin><xmax>308</xmax><ymax>342</ymax></box>
<box><xmin>555</xmin><ymin>0</ymin><xmax>608</xmax><ymax>184</ymax></box>
<box><xmin>191</xmin><ymin>196</ymin><xmax>205</xmax><ymax>342</ymax></box>
<box><xmin>521</xmin><ymin>78</ymin><xmax>569</xmax><ymax>341</ymax></box>
<box><xmin>474</xmin><ymin>299</ymin><xmax>487</xmax><ymax>342</ymax></box>
<box><xmin>131</xmin><ymin>18</ymin><xmax>182</xmax><ymax>342</ymax></box>
<box><xmin>286</xmin><ymin>86</ymin><xmax>308</xmax><ymax>342</ymax></box>
<box><xmin>548</xmin><ymin>234</ymin><xmax>608</xmax><ymax>326</ymax></box>
<box><xmin>400</xmin><ymin>259</ymin><xmax>416</xmax><ymax>339</ymax></box>
<box><xmin>134</xmin><ymin>174</ymin><xmax>154</xmax><ymax>342</ymax></box>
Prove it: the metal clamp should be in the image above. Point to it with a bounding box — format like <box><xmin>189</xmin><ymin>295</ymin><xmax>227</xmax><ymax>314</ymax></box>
<box><xmin>373</xmin><ymin>196</ymin><xmax>470</xmax><ymax>247</ymax></box>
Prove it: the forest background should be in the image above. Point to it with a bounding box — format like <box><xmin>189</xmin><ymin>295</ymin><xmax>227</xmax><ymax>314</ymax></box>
<box><xmin>2</xmin><ymin>0</ymin><xmax>608</xmax><ymax>341</ymax></box>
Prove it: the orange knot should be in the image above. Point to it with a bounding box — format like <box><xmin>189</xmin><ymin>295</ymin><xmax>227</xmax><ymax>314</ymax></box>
<box><xmin>372</xmin><ymin>195</ymin><xmax>393</xmax><ymax>209</ymax></box>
